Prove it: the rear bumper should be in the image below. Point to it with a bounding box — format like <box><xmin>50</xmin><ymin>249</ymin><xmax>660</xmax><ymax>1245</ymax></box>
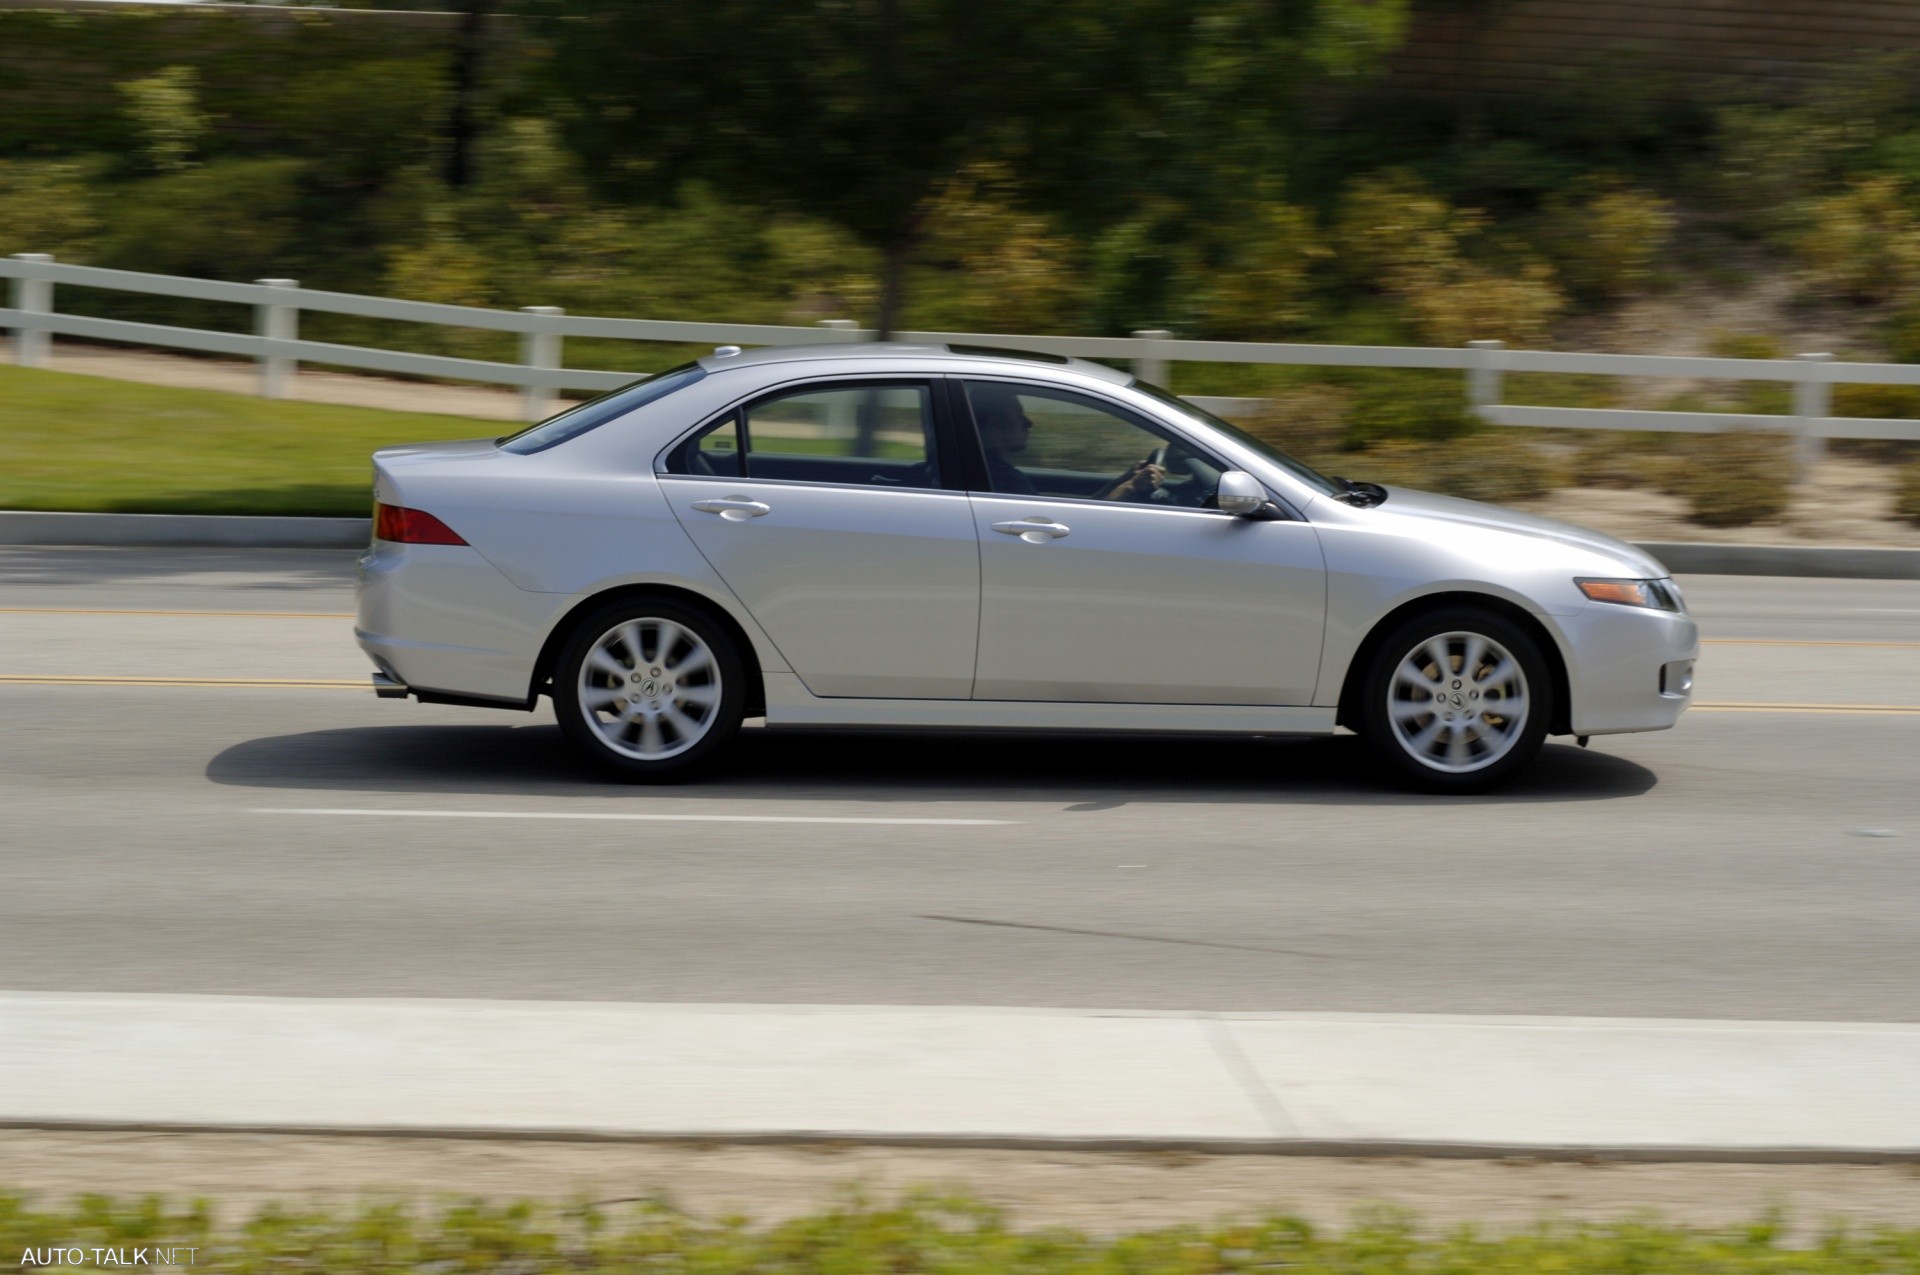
<box><xmin>1560</xmin><ymin>601</ymin><xmax>1699</xmax><ymax>736</ymax></box>
<box><xmin>355</xmin><ymin>541</ymin><xmax>553</xmax><ymax>704</ymax></box>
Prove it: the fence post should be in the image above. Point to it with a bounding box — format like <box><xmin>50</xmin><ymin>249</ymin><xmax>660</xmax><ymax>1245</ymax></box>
<box><xmin>253</xmin><ymin>278</ymin><xmax>298</xmax><ymax>398</ymax></box>
<box><xmin>1467</xmin><ymin>339</ymin><xmax>1505</xmax><ymax>420</ymax></box>
<box><xmin>1131</xmin><ymin>329</ymin><xmax>1173</xmax><ymax>389</ymax></box>
<box><xmin>817</xmin><ymin>318</ymin><xmax>862</xmax><ymax>340</ymax></box>
<box><xmin>9</xmin><ymin>253</ymin><xmax>54</xmax><ymax>368</ymax></box>
<box><xmin>519</xmin><ymin>305</ymin><xmax>564</xmax><ymax>422</ymax></box>
<box><xmin>1792</xmin><ymin>351</ymin><xmax>1832</xmax><ymax>480</ymax></box>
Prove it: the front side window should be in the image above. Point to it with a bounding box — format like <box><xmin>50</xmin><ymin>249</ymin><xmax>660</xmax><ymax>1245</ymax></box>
<box><xmin>961</xmin><ymin>380</ymin><xmax>1224</xmax><ymax>507</ymax></box>
<box><xmin>1130</xmin><ymin>381</ymin><xmax>1341</xmax><ymax>497</ymax></box>
<box><xmin>665</xmin><ymin>381</ymin><xmax>940</xmax><ymax>488</ymax></box>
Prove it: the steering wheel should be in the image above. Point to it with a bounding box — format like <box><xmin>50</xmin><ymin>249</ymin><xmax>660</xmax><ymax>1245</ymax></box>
<box><xmin>1124</xmin><ymin>442</ymin><xmax>1198</xmax><ymax>505</ymax></box>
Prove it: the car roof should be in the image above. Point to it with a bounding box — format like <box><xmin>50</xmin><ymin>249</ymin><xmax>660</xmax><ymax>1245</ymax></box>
<box><xmin>694</xmin><ymin>341</ymin><xmax>1132</xmax><ymax>385</ymax></box>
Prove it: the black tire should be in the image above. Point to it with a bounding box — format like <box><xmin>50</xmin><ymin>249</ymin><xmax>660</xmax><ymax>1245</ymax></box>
<box><xmin>553</xmin><ymin>596</ymin><xmax>747</xmax><ymax>782</ymax></box>
<box><xmin>1357</xmin><ymin>606</ymin><xmax>1554</xmax><ymax>794</ymax></box>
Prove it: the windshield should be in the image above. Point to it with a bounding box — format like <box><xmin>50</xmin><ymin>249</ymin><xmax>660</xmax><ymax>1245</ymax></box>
<box><xmin>1130</xmin><ymin>381</ymin><xmax>1342</xmax><ymax>497</ymax></box>
<box><xmin>498</xmin><ymin>363</ymin><xmax>708</xmax><ymax>454</ymax></box>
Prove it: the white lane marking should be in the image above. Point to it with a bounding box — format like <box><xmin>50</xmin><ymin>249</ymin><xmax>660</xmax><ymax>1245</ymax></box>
<box><xmin>253</xmin><ymin>806</ymin><xmax>1016</xmax><ymax>827</ymax></box>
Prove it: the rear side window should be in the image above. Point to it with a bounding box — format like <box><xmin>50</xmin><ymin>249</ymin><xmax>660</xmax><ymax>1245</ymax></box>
<box><xmin>498</xmin><ymin>363</ymin><xmax>707</xmax><ymax>454</ymax></box>
<box><xmin>664</xmin><ymin>381</ymin><xmax>940</xmax><ymax>489</ymax></box>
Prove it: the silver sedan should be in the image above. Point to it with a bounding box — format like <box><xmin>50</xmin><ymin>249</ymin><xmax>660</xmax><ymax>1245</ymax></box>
<box><xmin>356</xmin><ymin>344</ymin><xmax>1697</xmax><ymax>792</ymax></box>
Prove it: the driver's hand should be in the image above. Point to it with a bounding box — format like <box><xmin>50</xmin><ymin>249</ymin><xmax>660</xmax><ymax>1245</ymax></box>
<box><xmin>1112</xmin><ymin>461</ymin><xmax>1167</xmax><ymax>498</ymax></box>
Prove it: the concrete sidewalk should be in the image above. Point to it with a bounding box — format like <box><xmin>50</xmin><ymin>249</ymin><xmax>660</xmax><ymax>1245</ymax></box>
<box><xmin>4</xmin><ymin>992</ymin><xmax>1917</xmax><ymax>1160</ymax></box>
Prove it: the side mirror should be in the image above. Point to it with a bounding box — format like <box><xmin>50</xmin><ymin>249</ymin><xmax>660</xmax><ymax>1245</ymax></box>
<box><xmin>1216</xmin><ymin>470</ymin><xmax>1277</xmax><ymax>518</ymax></box>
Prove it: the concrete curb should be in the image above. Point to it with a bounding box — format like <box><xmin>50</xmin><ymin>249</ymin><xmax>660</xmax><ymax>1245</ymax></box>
<box><xmin>2</xmin><ymin>1121</ymin><xmax>1913</xmax><ymax>1165</ymax></box>
<box><xmin>1642</xmin><ymin>541</ymin><xmax>1920</xmax><ymax>579</ymax></box>
<box><xmin>3</xmin><ymin>512</ymin><xmax>1918</xmax><ymax>578</ymax></box>
<box><xmin>0</xmin><ymin>510</ymin><xmax>370</xmax><ymax>548</ymax></box>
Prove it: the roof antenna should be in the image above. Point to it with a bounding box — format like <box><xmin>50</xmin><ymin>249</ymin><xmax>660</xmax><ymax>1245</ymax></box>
<box><xmin>713</xmin><ymin>345</ymin><xmax>742</xmax><ymax>357</ymax></box>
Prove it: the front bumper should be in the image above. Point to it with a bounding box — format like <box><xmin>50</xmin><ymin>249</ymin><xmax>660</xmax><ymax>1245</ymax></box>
<box><xmin>1559</xmin><ymin>599</ymin><xmax>1699</xmax><ymax>736</ymax></box>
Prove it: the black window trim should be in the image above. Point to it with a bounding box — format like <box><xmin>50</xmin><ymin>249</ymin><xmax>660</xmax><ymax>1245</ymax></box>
<box><xmin>655</xmin><ymin>374</ymin><xmax>967</xmax><ymax>494</ymax></box>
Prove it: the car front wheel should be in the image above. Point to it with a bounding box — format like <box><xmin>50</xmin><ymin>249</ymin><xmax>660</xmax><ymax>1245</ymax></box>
<box><xmin>1359</xmin><ymin>607</ymin><xmax>1553</xmax><ymax>793</ymax></box>
<box><xmin>553</xmin><ymin>597</ymin><xmax>746</xmax><ymax>781</ymax></box>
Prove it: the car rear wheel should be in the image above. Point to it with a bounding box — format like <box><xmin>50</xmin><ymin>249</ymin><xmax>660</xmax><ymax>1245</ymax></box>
<box><xmin>1358</xmin><ymin>607</ymin><xmax>1552</xmax><ymax>793</ymax></box>
<box><xmin>554</xmin><ymin>597</ymin><xmax>746</xmax><ymax>781</ymax></box>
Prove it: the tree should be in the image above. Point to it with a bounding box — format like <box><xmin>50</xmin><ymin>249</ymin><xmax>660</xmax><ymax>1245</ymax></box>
<box><xmin>534</xmin><ymin>0</ymin><xmax>1410</xmax><ymax>336</ymax></box>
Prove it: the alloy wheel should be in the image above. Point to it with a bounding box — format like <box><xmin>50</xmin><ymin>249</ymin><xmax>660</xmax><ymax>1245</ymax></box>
<box><xmin>575</xmin><ymin>617</ymin><xmax>723</xmax><ymax>761</ymax></box>
<box><xmin>1386</xmin><ymin>630</ymin><xmax>1531</xmax><ymax>774</ymax></box>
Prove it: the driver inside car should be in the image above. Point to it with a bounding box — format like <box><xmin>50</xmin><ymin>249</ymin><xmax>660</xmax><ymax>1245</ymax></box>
<box><xmin>971</xmin><ymin>385</ymin><xmax>1168</xmax><ymax>501</ymax></box>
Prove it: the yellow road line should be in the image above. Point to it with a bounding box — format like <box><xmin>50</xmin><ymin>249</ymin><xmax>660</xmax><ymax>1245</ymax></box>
<box><xmin>1694</xmin><ymin>701</ymin><xmax>1920</xmax><ymax>715</ymax></box>
<box><xmin>1701</xmin><ymin>638</ymin><xmax>1920</xmax><ymax>649</ymax></box>
<box><xmin>0</xmin><ymin>607</ymin><xmax>352</xmax><ymax>618</ymax></box>
<box><xmin>0</xmin><ymin>675</ymin><xmax>365</xmax><ymax>689</ymax></box>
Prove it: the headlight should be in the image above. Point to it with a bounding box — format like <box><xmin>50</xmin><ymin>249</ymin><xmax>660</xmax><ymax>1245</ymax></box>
<box><xmin>1576</xmin><ymin>577</ymin><xmax>1683</xmax><ymax>611</ymax></box>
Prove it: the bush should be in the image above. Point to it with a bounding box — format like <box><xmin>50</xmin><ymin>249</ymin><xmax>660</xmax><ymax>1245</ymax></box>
<box><xmin>1569</xmin><ymin>431</ymin><xmax>1676</xmax><ymax>489</ymax></box>
<box><xmin>1543</xmin><ymin>179</ymin><xmax>1677</xmax><ymax>301</ymax></box>
<box><xmin>1672</xmin><ymin>430</ymin><xmax>1795</xmax><ymax>527</ymax></box>
<box><xmin>1798</xmin><ymin>176</ymin><xmax>1920</xmax><ymax>303</ymax></box>
<box><xmin>1334</xmin><ymin>171</ymin><xmax>1564</xmax><ymax>347</ymax></box>
<box><xmin>0</xmin><ymin>157</ymin><xmax>103</xmax><ymax>259</ymax></box>
<box><xmin>1341</xmin><ymin>431</ymin><xmax>1568</xmax><ymax>504</ymax></box>
<box><xmin>93</xmin><ymin>157</ymin><xmax>307</xmax><ymax>282</ymax></box>
<box><xmin>1896</xmin><ymin>462</ymin><xmax>1920</xmax><ymax>525</ymax></box>
<box><xmin>1342</xmin><ymin>370</ymin><xmax>1475</xmax><ymax>446</ymax></box>
<box><xmin>1234</xmin><ymin>384</ymin><xmax>1352</xmax><ymax>471</ymax></box>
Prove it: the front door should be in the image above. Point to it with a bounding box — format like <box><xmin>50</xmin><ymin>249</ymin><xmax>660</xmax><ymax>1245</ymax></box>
<box><xmin>961</xmin><ymin>379</ymin><xmax>1326</xmax><ymax>704</ymax></box>
<box><xmin>661</xmin><ymin>379</ymin><xmax>979</xmax><ymax>699</ymax></box>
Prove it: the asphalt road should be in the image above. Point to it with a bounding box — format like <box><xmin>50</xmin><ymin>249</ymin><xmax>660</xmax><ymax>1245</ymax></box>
<box><xmin>1</xmin><ymin>547</ymin><xmax>1917</xmax><ymax>1021</ymax></box>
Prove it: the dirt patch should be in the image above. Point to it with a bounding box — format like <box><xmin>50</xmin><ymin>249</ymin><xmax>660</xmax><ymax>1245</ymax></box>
<box><xmin>1523</xmin><ymin>457</ymin><xmax>1920</xmax><ymax>547</ymax></box>
<box><xmin>3</xmin><ymin>1132</ymin><xmax>1917</xmax><ymax>1235</ymax></box>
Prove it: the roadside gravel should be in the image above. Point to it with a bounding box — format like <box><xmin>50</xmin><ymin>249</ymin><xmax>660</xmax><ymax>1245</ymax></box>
<box><xmin>3</xmin><ymin>1132</ymin><xmax>1916</xmax><ymax>1235</ymax></box>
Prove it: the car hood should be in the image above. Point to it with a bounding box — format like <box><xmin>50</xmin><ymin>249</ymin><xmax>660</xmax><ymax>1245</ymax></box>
<box><xmin>1376</xmin><ymin>486</ymin><xmax>1671</xmax><ymax>577</ymax></box>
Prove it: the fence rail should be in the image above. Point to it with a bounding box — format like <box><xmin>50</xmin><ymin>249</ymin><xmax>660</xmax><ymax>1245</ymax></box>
<box><xmin>7</xmin><ymin>253</ymin><xmax>1920</xmax><ymax>480</ymax></box>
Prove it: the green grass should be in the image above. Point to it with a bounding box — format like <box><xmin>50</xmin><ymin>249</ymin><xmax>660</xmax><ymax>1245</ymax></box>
<box><xmin>4</xmin><ymin>1193</ymin><xmax>1917</xmax><ymax>1274</ymax></box>
<box><xmin>0</xmin><ymin>366</ymin><xmax>499</xmax><ymax>516</ymax></box>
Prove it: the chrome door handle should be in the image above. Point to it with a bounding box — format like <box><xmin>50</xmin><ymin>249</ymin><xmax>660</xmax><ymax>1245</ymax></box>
<box><xmin>691</xmin><ymin>496</ymin><xmax>771</xmax><ymax>521</ymax></box>
<box><xmin>991</xmin><ymin>518</ymin><xmax>1070</xmax><ymax>543</ymax></box>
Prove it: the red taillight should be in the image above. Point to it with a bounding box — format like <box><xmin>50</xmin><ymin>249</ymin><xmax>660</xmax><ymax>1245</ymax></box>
<box><xmin>374</xmin><ymin>502</ymin><xmax>467</xmax><ymax>545</ymax></box>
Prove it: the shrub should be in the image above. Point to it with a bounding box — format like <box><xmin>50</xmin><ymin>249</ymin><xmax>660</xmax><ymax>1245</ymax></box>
<box><xmin>1342</xmin><ymin>370</ymin><xmax>1475</xmax><ymax>446</ymax></box>
<box><xmin>1672</xmin><ymin>430</ymin><xmax>1795</xmax><ymax>527</ymax></box>
<box><xmin>911</xmin><ymin>162</ymin><xmax>1089</xmax><ymax>335</ymax></box>
<box><xmin>1395</xmin><ymin>258</ymin><xmax>1564</xmax><ymax>348</ymax></box>
<box><xmin>1832</xmin><ymin>382</ymin><xmax>1920</xmax><ymax>421</ymax></box>
<box><xmin>0</xmin><ymin>158</ymin><xmax>103</xmax><ymax>259</ymax></box>
<box><xmin>1798</xmin><ymin>177</ymin><xmax>1920</xmax><ymax>303</ymax></box>
<box><xmin>1334</xmin><ymin>170</ymin><xmax>1564</xmax><ymax>347</ymax></box>
<box><xmin>1188</xmin><ymin>200</ymin><xmax>1327</xmax><ymax>339</ymax></box>
<box><xmin>1569</xmin><ymin>431</ymin><xmax>1676</xmax><ymax>489</ymax></box>
<box><xmin>1234</xmin><ymin>384</ymin><xmax>1352</xmax><ymax>472</ymax></box>
<box><xmin>1896</xmin><ymin>461</ymin><xmax>1920</xmax><ymax>525</ymax></box>
<box><xmin>118</xmin><ymin>64</ymin><xmax>209</xmax><ymax>173</ymax></box>
<box><xmin>94</xmin><ymin>157</ymin><xmax>307</xmax><ymax>282</ymax></box>
<box><xmin>1544</xmin><ymin>179</ymin><xmax>1677</xmax><ymax>301</ymax></box>
<box><xmin>1341</xmin><ymin>431</ymin><xmax>1568</xmax><ymax>504</ymax></box>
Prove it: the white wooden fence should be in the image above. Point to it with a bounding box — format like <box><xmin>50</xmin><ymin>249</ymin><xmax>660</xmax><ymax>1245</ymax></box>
<box><xmin>7</xmin><ymin>252</ymin><xmax>1920</xmax><ymax>478</ymax></box>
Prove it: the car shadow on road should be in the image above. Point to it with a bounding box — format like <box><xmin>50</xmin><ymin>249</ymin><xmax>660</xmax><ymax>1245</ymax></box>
<box><xmin>207</xmin><ymin>721</ymin><xmax>1656</xmax><ymax>806</ymax></box>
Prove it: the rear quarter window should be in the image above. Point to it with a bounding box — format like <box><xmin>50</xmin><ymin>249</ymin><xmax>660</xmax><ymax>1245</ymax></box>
<box><xmin>498</xmin><ymin>364</ymin><xmax>708</xmax><ymax>454</ymax></box>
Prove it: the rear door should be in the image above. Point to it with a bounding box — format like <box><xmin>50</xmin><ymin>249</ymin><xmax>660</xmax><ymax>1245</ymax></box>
<box><xmin>660</xmin><ymin>378</ymin><xmax>980</xmax><ymax>699</ymax></box>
